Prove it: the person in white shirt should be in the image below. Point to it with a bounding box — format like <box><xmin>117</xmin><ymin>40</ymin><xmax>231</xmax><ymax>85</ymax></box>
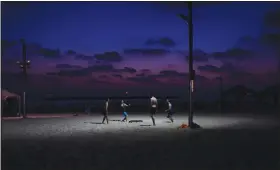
<box><xmin>101</xmin><ymin>98</ymin><xmax>110</xmax><ymax>124</ymax></box>
<box><xmin>121</xmin><ymin>100</ymin><xmax>130</xmax><ymax>122</ymax></box>
<box><xmin>165</xmin><ymin>99</ymin><xmax>174</xmax><ymax>123</ymax></box>
<box><xmin>150</xmin><ymin>95</ymin><xmax>157</xmax><ymax>126</ymax></box>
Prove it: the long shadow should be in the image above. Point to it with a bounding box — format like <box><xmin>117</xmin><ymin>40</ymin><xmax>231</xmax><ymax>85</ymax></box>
<box><xmin>128</xmin><ymin>120</ymin><xmax>143</xmax><ymax>123</ymax></box>
<box><xmin>84</xmin><ymin>122</ymin><xmax>103</xmax><ymax>124</ymax></box>
<box><xmin>139</xmin><ymin>124</ymin><xmax>151</xmax><ymax>127</ymax></box>
<box><xmin>110</xmin><ymin>119</ymin><xmax>121</xmax><ymax>122</ymax></box>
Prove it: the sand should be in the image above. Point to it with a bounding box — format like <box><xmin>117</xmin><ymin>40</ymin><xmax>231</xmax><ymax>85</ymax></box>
<box><xmin>2</xmin><ymin>113</ymin><xmax>280</xmax><ymax>170</ymax></box>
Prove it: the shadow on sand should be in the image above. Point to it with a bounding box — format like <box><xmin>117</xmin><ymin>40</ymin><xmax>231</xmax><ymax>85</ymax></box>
<box><xmin>139</xmin><ymin>124</ymin><xmax>151</xmax><ymax>127</ymax></box>
<box><xmin>128</xmin><ymin>120</ymin><xmax>143</xmax><ymax>123</ymax></box>
<box><xmin>110</xmin><ymin>119</ymin><xmax>121</xmax><ymax>122</ymax></box>
<box><xmin>84</xmin><ymin>122</ymin><xmax>103</xmax><ymax>124</ymax></box>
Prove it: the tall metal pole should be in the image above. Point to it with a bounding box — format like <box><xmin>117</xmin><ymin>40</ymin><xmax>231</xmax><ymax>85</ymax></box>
<box><xmin>17</xmin><ymin>39</ymin><xmax>31</xmax><ymax>118</ymax></box>
<box><xmin>188</xmin><ymin>2</ymin><xmax>194</xmax><ymax>128</ymax></box>
<box><xmin>219</xmin><ymin>76</ymin><xmax>223</xmax><ymax>113</ymax></box>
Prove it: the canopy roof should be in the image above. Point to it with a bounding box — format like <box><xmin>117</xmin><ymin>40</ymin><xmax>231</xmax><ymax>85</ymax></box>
<box><xmin>1</xmin><ymin>89</ymin><xmax>19</xmax><ymax>100</ymax></box>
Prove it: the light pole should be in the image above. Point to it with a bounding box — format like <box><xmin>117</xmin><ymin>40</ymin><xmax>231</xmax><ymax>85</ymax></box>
<box><xmin>179</xmin><ymin>2</ymin><xmax>196</xmax><ymax>128</ymax></box>
<box><xmin>16</xmin><ymin>39</ymin><xmax>31</xmax><ymax>118</ymax></box>
<box><xmin>217</xmin><ymin>76</ymin><xmax>223</xmax><ymax>113</ymax></box>
<box><xmin>187</xmin><ymin>2</ymin><xmax>195</xmax><ymax>128</ymax></box>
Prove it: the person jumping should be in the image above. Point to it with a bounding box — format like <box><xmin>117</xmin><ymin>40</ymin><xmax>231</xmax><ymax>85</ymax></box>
<box><xmin>165</xmin><ymin>99</ymin><xmax>174</xmax><ymax>123</ymax></box>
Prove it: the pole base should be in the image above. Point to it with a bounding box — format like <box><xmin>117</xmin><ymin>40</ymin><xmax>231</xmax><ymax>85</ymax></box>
<box><xmin>189</xmin><ymin>122</ymin><xmax>201</xmax><ymax>129</ymax></box>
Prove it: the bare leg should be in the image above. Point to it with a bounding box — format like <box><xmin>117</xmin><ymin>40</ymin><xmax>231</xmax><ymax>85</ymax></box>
<box><xmin>102</xmin><ymin>116</ymin><xmax>106</xmax><ymax>124</ymax></box>
<box><xmin>122</xmin><ymin>116</ymin><xmax>127</xmax><ymax>122</ymax></box>
<box><xmin>169</xmin><ymin>114</ymin><xmax>174</xmax><ymax>123</ymax></box>
<box><xmin>102</xmin><ymin>115</ymin><xmax>109</xmax><ymax>124</ymax></box>
<box><xmin>106</xmin><ymin>116</ymin><xmax>109</xmax><ymax>124</ymax></box>
<box><xmin>151</xmin><ymin>114</ymin><xmax>156</xmax><ymax>126</ymax></box>
<box><xmin>168</xmin><ymin>112</ymin><xmax>174</xmax><ymax>123</ymax></box>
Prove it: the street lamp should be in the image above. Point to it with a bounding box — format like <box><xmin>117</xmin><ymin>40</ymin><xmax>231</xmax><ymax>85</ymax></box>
<box><xmin>16</xmin><ymin>39</ymin><xmax>31</xmax><ymax>118</ymax></box>
<box><xmin>178</xmin><ymin>2</ymin><xmax>199</xmax><ymax>128</ymax></box>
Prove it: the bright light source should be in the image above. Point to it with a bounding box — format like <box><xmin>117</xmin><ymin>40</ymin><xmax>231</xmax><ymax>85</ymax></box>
<box><xmin>190</xmin><ymin>80</ymin><xmax>194</xmax><ymax>92</ymax></box>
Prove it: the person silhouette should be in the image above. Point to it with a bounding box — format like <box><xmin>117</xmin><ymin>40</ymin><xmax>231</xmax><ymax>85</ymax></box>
<box><xmin>101</xmin><ymin>98</ymin><xmax>110</xmax><ymax>124</ymax></box>
<box><xmin>150</xmin><ymin>95</ymin><xmax>157</xmax><ymax>126</ymax></box>
<box><xmin>121</xmin><ymin>100</ymin><xmax>130</xmax><ymax>122</ymax></box>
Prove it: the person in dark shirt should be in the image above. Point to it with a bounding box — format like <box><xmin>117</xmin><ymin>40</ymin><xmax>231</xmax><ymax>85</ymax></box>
<box><xmin>165</xmin><ymin>99</ymin><xmax>174</xmax><ymax>123</ymax></box>
<box><xmin>101</xmin><ymin>98</ymin><xmax>110</xmax><ymax>124</ymax></box>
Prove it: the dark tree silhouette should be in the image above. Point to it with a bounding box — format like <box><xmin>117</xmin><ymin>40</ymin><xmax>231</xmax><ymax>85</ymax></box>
<box><xmin>224</xmin><ymin>85</ymin><xmax>256</xmax><ymax>105</ymax></box>
<box><xmin>262</xmin><ymin>9</ymin><xmax>280</xmax><ymax>108</ymax></box>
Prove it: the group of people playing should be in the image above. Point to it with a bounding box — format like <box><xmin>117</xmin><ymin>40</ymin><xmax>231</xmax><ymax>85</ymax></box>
<box><xmin>101</xmin><ymin>96</ymin><xmax>174</xmax><ymax>126</ymax></box>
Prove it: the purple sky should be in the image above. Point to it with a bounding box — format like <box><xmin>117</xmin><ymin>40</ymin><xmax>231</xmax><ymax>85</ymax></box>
<box><xmin>1</xmin><ymin>2</ymin><xmax>280</xmax><ymax>99</ymax></box>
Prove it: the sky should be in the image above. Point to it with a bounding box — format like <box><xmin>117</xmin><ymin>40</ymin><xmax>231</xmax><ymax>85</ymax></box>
<box><xmin>1</xmin><ymin>1</ymin><xmax>280</xmax><ymax>100</ymax></box>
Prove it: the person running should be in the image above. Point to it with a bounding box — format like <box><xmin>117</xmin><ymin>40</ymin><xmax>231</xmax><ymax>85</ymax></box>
<box><xmin>101</xmin><ymin>98</ymin><xmax>110</xmax><ymax>124</ymax></box>
<box><xmin>150</xmin><ymin>95</ymin><xmax>158</xmax><ymax>126</ymax></box>
<box><xmin>121</xmin><ymin>100</ymin><xmax>130</xmax><ymax>122</ymax></box>
<box><xmin>165</xmin><ymin>99</ymin><xmax>174</xmax><ymax>123</ymax></box>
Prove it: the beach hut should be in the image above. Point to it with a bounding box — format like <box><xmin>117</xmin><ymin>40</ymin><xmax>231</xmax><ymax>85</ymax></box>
<box><xmin>1</xmin><ymin>89</ymin><xmax>21</xmax><ymax>117</ymax></box>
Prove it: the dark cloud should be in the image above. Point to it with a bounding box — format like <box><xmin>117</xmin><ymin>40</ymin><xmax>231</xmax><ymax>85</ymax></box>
<box><xmin>158</xmin><ymin>69</ymin><xmax>208</xmax><ymax>82</ymax></box>
<box><xmin>126</xmin><ymin>76</ymin><xmax>160</xmax><ymax>84</ymax></box>
<box><xmin>94</xmin><ymin>51</ymin><xmax>123</xmax><ymax>62</ymax></box>
<box><xmin>123</xmin><ymin>48</ymin><xmax>169</xmax><ymax>56</ymax></box>
<box><xmin>226</xmin><ymin>71</ymin><xmax>253</xmax><ymax>80</ymax></box>
<box><xmin>127</xmin><ymin>69</ymin><xmax>208</xmax><ymax>85</ymax></box>
<box><xmin>198</xmin><ymin>65</ymin><xmax>221</xmax><ymax>74</ymax></box>
<box><xmin>1</xmin><ymin>40</ymin><xmax>63</xmax><ymax>59</ymax></box>
<box><xmin>140</xmin><ymin>69</ymin><xmax>152</xmax><ymax>73</ymax></box>
<box><xmin>237</xmin><ymin>36</ymin><xmax>256</xmax><ymax>44</ymax></box>
<box><xmin>145</xmin><ymin>37</ymin><xmax>176</xmax><ymax>47</ymax></box>
<box><xmin>137</xmin><ymin>69</ymin><xmax>152</xmax><ymax>76</ymax></box>
<box><xmin>74</xmin><ymin>54</ymin><xmax>94</xmax><ymax>60</ymax></box>
<box><xmin>47</xmin><ymin>64</ymin><xmax>137</xmax><ymax>77</ymax></box>
<box><xmin>99</xmin><ymin>75</ymin><xmax>109</xmax><ymax>79</ymax></box>
<box><xmin>66</xmin><ymin>50</ymin><xmax>77</xmax><ymax>55</ymax></box>
<box><xmin>184</xmin><ymin>49</ymin><xmax>209</xmax><ymax>62</ymax></box>
<box><xmin>234</xmin><ymin>36</ymin><xmax>259</xmax><ymax>49</ymax></box>
<box><xmin>55</xmin><ymin>64</ymin><xmax>82</xmax><ymax>69</ymax></box>
<box><xmin>111</xmin><ymin>74</ymin><xmax>123</xmax><ymax>79</ymax></box>
<box><xmin>47</xmin><ymin>64</ymin><xmax>114</xmax><ymax>77</ymax></box>
<box><xmin>40</xmin><ymin>48</ymin><xmax>61</xmax><ymax>58</ymax></box>
<box><xmin>198</xmin><ymin>63</ymin><xmax>236</xmax><ymax>74</ymax></box>
<box><xmin>88</xmin><ymin>78</ymin><xmax>109</xmax><ymax>84</ymax></box>
<box><xmin>121</xmin><ymin>67</ymin><xmax>137</xmax><ymax>74</ymax></box>
<box><xmin>136</xmin><ymin>73</ymin><xmax>146</xmax><ymax>77</ymax></box>
<box><xmin>211</xmin><ymin>48</ymin><xmax>254</xmax><ymax>61</ymax></box>
<box><xmin>159</xmin><ymin>70</ymin><xmax>188</xmax><ymax>77</ymax></box>
<box><xmin>198</xmin><ymin>63</ymin><xmax>254</xmax><ymax>82</ymax></box>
